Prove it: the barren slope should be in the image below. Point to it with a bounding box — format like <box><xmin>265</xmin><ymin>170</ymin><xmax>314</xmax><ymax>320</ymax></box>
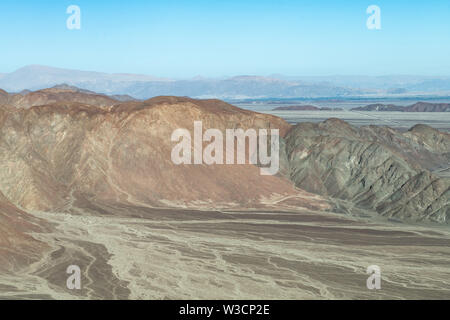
<box><xmin>0</xmin><ymin>191</ymin><xmax>49</xmax><ymax>272</ymax></box>
<box><xmin>285</xmin><ymin>119</ymin><xmax>450</xmax><ymax>222</ymax></box>
<box><xmin>0</xmin><ymin>96</ymin><xmax>326</xmax><ymax>212</ymax></box>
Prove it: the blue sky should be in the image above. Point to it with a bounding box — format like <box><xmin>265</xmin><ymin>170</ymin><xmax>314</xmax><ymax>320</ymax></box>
<box><xmin>0</xmin><ymin>0</ymin><xmax>449</xmax><ymax>77</ymax></box>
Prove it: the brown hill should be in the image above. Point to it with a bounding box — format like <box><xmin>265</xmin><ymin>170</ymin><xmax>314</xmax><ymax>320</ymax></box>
<box><xmin>5</xmin><ymin>87</ymin><xmax>119</xmax><ymax>109</ymax></box>
<box><xmin>0</xmin><ymin>96</ymin><xmax>327</xmax><ymax>213</ymax></box>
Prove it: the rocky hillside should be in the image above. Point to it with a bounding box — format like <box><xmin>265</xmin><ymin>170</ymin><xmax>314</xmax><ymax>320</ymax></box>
<box><xmin>0</xmin><ymin>93</ymin><xmax>448</xmax><ymax>223</ymax></box>
<box><xmin>284</xmin><ymin>119</ymin><xmax>450</xmax><ymax>223</ymax></box>
<box><xmin>0</xmin><ymin>96</ymin><xmax>328</xmax><ymax>213</ymax></box>
<box><xmin>0</xmin><ymin>191</ymin><xmax>49</xmax><ymax>271</ymax></box>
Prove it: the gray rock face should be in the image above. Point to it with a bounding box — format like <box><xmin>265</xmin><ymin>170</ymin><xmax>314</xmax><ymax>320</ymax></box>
<box><xmin>284</xmin><ymin>119</ymin><xmax>450</xmax><ymax>223</ymax></box>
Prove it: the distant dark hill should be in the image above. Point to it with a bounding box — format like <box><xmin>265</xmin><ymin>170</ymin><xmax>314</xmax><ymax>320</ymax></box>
<box><xmin>351</xmin><ymin>104</ymin><xmax>403</xmax><ymax>111</ymax></box>
<box><xmin>352</xmin><ymin>102</ymin><xmax>450</xmax><ymax>112</ymax></box>
<box><xmin>273</xmin><ymin>105</ymin><xmax>319</xmax><ymax>111</ymax></box>
<box><xmin>407</xmin><ymin>102</ymin><xmax>450</xmax><ymax>112</ymax></box>
<box><xmin>273</xmin><ymin>105</ymin><xmax>343</xmax><ymax>111</ymax></box>
<box><xmin>110</xmin><ymin>94</ymin><xmax>139</xmax><ymax>102</ymax></box>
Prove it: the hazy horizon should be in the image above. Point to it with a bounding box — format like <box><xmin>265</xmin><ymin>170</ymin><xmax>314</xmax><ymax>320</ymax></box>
<box><xmin>1</xmin><ymin>0</ymin><xmax>450</xmax><ymax>77</ymax></box>
<box><xmin>3</xmin><ymin>64</ymin><xmax>450</xmax><ymax>80</ymax></box>
<box><xmin>3</xmin><ymin>64</ymin><xmax>450</xmax><ymax>100</ymax></box>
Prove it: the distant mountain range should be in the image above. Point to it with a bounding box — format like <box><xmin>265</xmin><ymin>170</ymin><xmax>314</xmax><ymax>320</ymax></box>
<box><xmin>1</xmin><ymin>65</ymin><xmax>450</xmax><ymax>99</ymax></box>
<box><xmin>272</xmin><ymin>75</ymin><xmax>450</xmax><ymax>91</ymax></box>
<box><xmin>0</xmin><ymin>66</ymin><xmax>358</xmax><ymax>99</ymax></box>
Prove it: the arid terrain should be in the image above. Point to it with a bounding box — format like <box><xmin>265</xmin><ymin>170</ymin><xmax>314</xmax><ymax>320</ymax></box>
<box><xmin>0</xmin><ymin>87</ymin><xmax>449</xmax><ymax>299</ymax></box>
<box><xmin>2</xmin><ymin>203</ymin><xmax>450</xmax><ymax>300</ymax></box>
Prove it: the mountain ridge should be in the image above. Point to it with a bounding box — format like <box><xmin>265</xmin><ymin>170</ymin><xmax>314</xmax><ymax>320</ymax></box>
<box><xmin>0</xmin><ymin>91</ymin><xmax>448</xmax><ymax>223</ymax></box>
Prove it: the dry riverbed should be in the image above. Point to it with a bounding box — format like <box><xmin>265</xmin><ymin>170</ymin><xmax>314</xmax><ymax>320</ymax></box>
<box><xmin>1</xmin><ymin>203</ymin><xmax>449</xmax><ymax>300</ymax></box>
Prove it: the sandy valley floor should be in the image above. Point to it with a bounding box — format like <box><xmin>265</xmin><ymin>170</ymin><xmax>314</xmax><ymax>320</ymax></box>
<box><xmin>1</xmin><ymin>201</ymin><xmax>449</xmax><ymax>300</ymax></box>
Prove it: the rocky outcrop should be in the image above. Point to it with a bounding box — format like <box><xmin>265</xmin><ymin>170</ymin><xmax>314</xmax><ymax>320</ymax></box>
<box><xmin>285</xmin><ymin>119</ymin><xmax>450</xmax><ymax>223</ymax></box>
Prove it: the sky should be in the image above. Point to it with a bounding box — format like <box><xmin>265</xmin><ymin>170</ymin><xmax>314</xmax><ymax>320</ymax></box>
<box><xmin>0</xmin><ymin>0</ymin><xmax>449</xmax><ymax>78</ymax></box>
